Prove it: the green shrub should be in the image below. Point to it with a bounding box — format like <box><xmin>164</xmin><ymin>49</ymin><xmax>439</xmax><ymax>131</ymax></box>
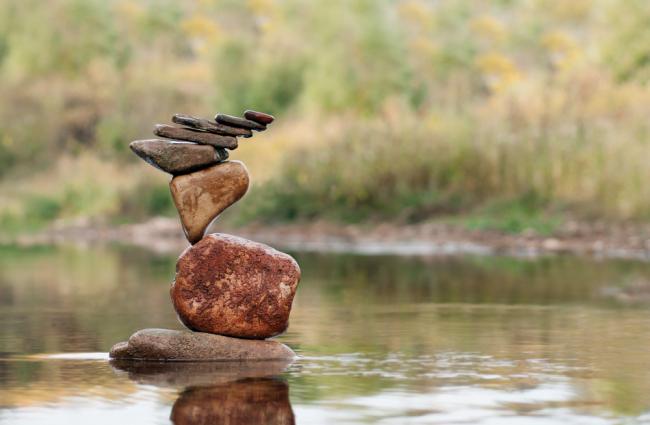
<box><xmin>1</xmin><ymin>0</ymin><xmax>650</xmax><ymax>231</ymax></box>
<box><xmin>117</xmin><ymin>181</ymin><xmax>175</xmax><ymax>221</ymax></box>
<box><xmin>25</xmin><ymin>195</ymin><xmax>62</xmax><ymax>222</ymax></box>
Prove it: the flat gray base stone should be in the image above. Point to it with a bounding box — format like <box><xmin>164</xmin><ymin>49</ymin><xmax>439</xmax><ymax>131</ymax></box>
<box><xmin>109</xmin><ymin>328</ymin><xmax>296</xmax><ymax>361</ymax></box>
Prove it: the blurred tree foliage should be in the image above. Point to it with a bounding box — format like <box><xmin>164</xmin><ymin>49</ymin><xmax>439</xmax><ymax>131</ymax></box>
<box><xmin>0</xmin><ymin>0</ymin><xmax>649</xmax><ymax>229</ymax></box>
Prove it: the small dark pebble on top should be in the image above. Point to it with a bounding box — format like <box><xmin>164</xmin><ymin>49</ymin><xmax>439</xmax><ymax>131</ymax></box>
<box><xmin>244</xmin><ymin>110</ymin><xmax>275</xmax><ymax>125</ymax></box>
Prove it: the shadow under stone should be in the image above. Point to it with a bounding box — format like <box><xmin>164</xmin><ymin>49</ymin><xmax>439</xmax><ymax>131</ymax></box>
<box><xmin>110</xmin><ymin>358</ymin><xmax>294</xmax><ymax>388</ymax></box>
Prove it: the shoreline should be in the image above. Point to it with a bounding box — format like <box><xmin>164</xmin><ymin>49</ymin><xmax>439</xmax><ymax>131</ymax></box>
<box><xmin>4</xmin><ymin>217</ymin><xmax>650</xmax><ymax>260</ymax></box>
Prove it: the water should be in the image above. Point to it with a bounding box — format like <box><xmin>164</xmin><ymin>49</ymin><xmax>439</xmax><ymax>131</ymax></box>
<box><xmin>1</xmin><ymin>244</ymin><xmax>650</xmax><ymax>424</ymax></box>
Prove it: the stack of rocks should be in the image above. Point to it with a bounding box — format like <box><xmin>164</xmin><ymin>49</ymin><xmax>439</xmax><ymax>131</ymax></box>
<box><xmin>130</xmin><ymin>110</ymin><xmax>272</xmax><ymax>243</ymax></box>
<box><xmin>110</xmin><ymin>110</ymin><xmax>301</xmax><ymax>361</ymax></box>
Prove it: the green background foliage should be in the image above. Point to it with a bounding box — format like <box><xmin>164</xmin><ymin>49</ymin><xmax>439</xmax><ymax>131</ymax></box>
<box><xmin>0</xmin><ymin>0</ymin><xmax>649</xmax><ymax>233</ymax></box>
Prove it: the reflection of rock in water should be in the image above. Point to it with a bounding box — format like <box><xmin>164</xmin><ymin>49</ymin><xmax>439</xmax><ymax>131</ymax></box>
<box><xmin>111</xmin><ymin>360</ymin><xmax>295</xmax><ymax>424</ymax></box>
<box><xmin>171</xmin><ymin>378</ymin><xmax>294</xmax><ymax>425</ymax></box>
<box><xmin>110</xmin><ymin>359</ymin><xmax>293</xmax><ymax>388</ymax></box>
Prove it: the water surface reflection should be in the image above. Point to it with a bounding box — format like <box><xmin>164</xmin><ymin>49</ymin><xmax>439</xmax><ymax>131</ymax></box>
<box><xmin>171</xmin><ymin>379</ymin><xmax>293</xmax><ymax>425</ymax></box>
<box><xmin>112</xmin><ymin>360</ymin><xmax>294</xmax><ymax>425</ymax></box>
<box><xmin>1</xmin><ymin>245</ymin><xmax>650</xmax><ymax>423</ymax></box>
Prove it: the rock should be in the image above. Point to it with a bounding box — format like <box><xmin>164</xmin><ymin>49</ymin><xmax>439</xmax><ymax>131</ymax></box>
<box><xmin>171</xmin><ymin>233</ymin><xmax>301</xmax><ymax>339</ymax></box>
<box><xmin>215</xmin><ymin>113</ymin><xmax>266</xmax><ymax>131</ymax></box>
<box><xmin>244</xmin><ymin>110</ymin><xmax>275</xmax><ymax>125</ymax></box>
<box><xmin>172</xmin><ymin>114</ymin><xmax>253</xmax><ymax>138</ymax></box>
<box><xmin>171</xmin><ymin>378</ymin><xmax>294</xmax><ymax>425</ymax></box>
<box><xmin>170</xmin><ymin>161</ymin><xmax>249</xmax><ymax>244</ymax></box>
<box><xmin>109</xmin><ymin>328</ymin><xmax>295</xmax><ymax>361</ymax></box>
<box><xmin>154</xmin><ymin>124</ymin><xmax>238</xmax><ymax>149</ymax></box>
<box><xmin>111</xmin><ymin>357</ymin><xmax>293</xmax><ymax>387</ymax></box>
<box><xmin>129</xmin><ymin>139</ymin><xmax>228</xmax><ymax>175</ymax></box>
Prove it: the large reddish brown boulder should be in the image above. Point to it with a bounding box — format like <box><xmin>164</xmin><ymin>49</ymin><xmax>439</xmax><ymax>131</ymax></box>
<box><xmin>171</xmin><ymin>234</ymin><xmax>301</xmax><ymax>339</ymax></box>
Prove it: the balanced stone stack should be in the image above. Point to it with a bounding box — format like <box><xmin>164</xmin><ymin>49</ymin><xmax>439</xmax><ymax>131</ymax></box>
<box><xmin>110</xmin><ymin>110</ymin><xmax>300</xmax><ymax>361</ymax></box>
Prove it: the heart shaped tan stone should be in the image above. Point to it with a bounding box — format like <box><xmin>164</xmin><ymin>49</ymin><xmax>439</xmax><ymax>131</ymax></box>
<box><xmin>170</xmin><ymin>161</ymin><xmax>249</xmax><ymax>244</ymax></box>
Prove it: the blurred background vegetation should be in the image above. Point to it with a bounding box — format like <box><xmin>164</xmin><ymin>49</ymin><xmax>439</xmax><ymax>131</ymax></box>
<box><xmin>0</xmin><ymin>0</ymin><xmax>649</xmax><ymax>235</ymax></box>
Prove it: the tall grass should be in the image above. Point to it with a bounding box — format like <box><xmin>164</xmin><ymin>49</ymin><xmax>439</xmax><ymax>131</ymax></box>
<box><xmin>0</xmin><ymin>154</ymin><xmax>175</xmax><ymax>234</ymax></box>
<box><xmin>0</xmin><ymin>0</ymin><xmax>649</xmax><ymax>230</ymax></box>
<box><xmin>242</xmin><ymin>72</ymin><xmax>650</xmax><ymax>223</ymax></box>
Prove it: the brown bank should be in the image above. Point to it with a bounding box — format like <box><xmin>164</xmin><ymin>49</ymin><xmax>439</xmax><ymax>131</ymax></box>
<box><xmin>11</xmin><ymin>218</ymin><xmax>650</xmax><ymax>260</ymax></box>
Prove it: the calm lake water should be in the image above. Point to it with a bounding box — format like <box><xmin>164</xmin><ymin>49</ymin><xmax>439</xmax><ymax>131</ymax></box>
<box><xmin>1</xmin><ymin>244</ymin><xmax>650</xmax><ymax>424</ymax></box>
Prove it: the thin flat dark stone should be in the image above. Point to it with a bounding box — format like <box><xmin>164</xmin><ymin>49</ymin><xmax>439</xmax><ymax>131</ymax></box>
<box><xmin>244</xmin><ymin>110</ymin><xmax>275</xmax><ymax>125</ymax></box>
<box><xmin>172</xmin><ymin>114</ymin><xmax>253</xmax><ymax>138</ymax></box>
<box><xmin>154</xmin><ymin>124</ymin><xmax>238</xmax><ymax>149</ymax></box>
<box><xmin>129</xmin><ymin>139</ymin><xmax>228</xmax><ymax>175</ymax></box>
<box><xmin>215</xmin><ymin>114</ymin><xmax>266</xmax><ymax>131</ymax></box>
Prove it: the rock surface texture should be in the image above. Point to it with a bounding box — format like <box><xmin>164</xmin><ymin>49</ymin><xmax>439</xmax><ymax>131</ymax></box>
<box><xmin>171</xmin><ymin>233</ymin><xmax>301</xmax><ymax>339</ymax></box>
<box><xmin>172</xmin><ymin>114</ymin><xmax>253</xmax><ymax>138</ymax></box>
<box><xmin>154</xmin><ymin>124</ymin><xmax>238</xmax><ymax>149</ymax></box>
<box><xmin>170</xmin><ymin>161</ymin><xmax>249</xmax><ymax>244</ymax></box>
<box><xmin>129</xmin><ymin>139</ymin><xmax>228</xmax><ymax>175</ymax></box>
<box><xmin>244</xmin><ymin>110</ymin><xmax>275</xmax><ymax>125</ymax></box>
<box><xmin>109</xmin><ymin>328</ymin><xmax>296</xmax><ymax>361</ymax></box>
<box><xmin>215</xmin><ymin>113</ymin><xmax>266</xmax><ymax>131</ymax></box>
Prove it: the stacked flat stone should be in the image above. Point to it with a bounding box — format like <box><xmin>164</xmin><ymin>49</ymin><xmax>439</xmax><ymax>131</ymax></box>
<box><xmin>112</xmin><ymin>110</ymin><xmax>301</xmax><ymax>361</ymax></box>
<box><xmin>129</xmin><ymin>110</ymin><xmax>274</xmax><ymax>243</ymax></box>
<box><xmin>130</xmin><ymin>110</ymin><xmax>273</xmax><ymax>175</ymax></box>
